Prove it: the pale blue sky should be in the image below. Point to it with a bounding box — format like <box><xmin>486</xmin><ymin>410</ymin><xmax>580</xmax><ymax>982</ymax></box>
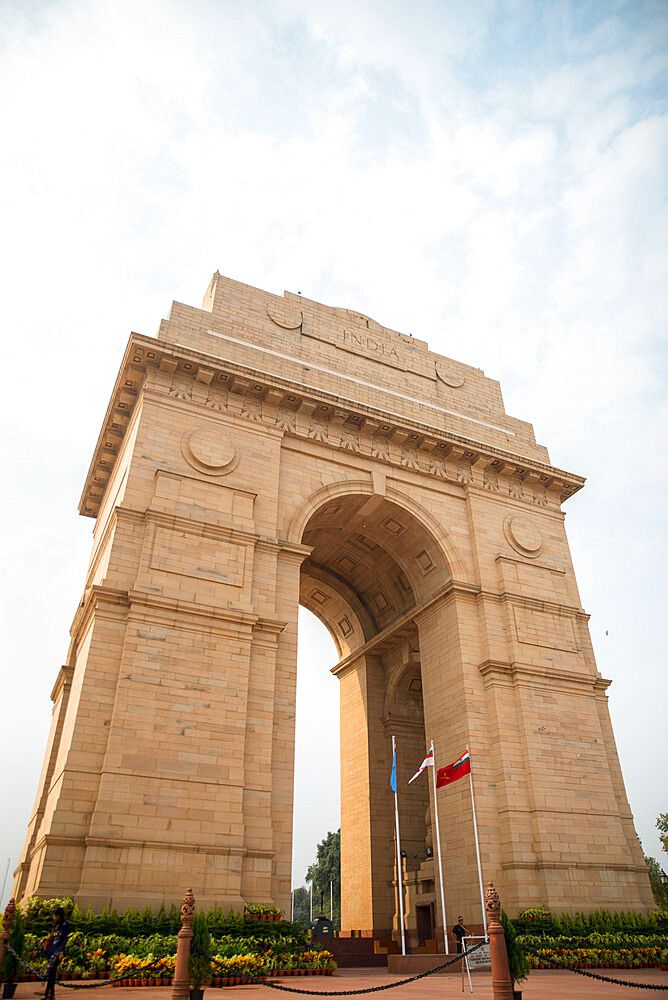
<box><xmin>1</xmin><ymin>0</ymin><xmax>666</xmax><ymax>907</ymax></box>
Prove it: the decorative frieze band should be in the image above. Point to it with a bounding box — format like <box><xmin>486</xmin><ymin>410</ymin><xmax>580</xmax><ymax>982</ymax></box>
<box><xmin>80</xmin><ymin>335</ymin><xmax>584</xmax><ymax>519</ymax></box>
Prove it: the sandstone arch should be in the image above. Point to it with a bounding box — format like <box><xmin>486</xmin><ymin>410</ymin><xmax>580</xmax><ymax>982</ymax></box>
<box><xmin>13</xmin><ymin>273</ymin><xmax>652</xmax><ymax>945</ymax></box>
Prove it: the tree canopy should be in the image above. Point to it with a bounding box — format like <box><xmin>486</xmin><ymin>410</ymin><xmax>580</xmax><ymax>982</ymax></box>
<box><xmin>304</xmin><ymin>829</ymin><xmax>341</xmax><ymax>929</ymax></box>
<box><xmin>645</xmin><ymin>853</ymin><xmax>668</xmax><ymax>911</ymax></box>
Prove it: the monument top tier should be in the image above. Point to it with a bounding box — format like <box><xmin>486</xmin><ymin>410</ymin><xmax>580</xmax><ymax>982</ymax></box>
<box><xmin>80</xmin><ymin>272</ymin><xmax>584</xmax><ymax>517</ymax></box>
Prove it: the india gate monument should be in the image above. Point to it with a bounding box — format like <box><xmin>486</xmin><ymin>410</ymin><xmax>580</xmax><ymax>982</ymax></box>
<box><xmin>13</xmin><ymin>273</ymin><xmax>652</xmax><ymax>940</ymax></box>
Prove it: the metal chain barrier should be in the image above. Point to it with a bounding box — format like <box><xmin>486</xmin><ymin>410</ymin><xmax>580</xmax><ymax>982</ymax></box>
<box><xmin>6</xmin><ymin>942</ymin><xmax>175</xmax><ymax>990</ymax></box>
<box><xmin>194</xmin><ymin>941</ymin><xmax>486</xmax><ymax>996</ymax></box>
<box><xmin>562</xmin><ymin>965</ymin><xmax>668</xmax><ymax>991</ymax></box>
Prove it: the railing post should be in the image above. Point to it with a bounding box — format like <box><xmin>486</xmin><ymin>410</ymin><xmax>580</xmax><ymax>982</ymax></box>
<box><xmin>485</xmin><ymin>883</ymin><xmax>514</xmax><ymax>1000</ymax></box>
<box><xmin>171</xmin><ymin>888</ymin><xmax>195</xmax><ymax>1000</ymax></box>
<box><xmin>0</xmin><ymin>898</ymin><xmax>16</xmax><ymax>978</ymax></box>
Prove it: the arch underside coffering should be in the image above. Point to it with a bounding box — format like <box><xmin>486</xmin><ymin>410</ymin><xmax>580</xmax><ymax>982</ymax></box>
<box><xmin>298</xmin><ymin>490</ymin><xmax>453</xmax><ymax>660</ymax></box>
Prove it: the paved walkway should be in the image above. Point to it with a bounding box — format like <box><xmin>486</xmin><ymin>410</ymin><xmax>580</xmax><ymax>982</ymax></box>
<box><xmin>13</xmin><ymin>967</ymin><xmax>668</xmax><ymax>1000</ymax></box>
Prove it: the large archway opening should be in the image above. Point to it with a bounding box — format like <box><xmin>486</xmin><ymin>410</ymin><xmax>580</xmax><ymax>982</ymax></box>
<box><xmin>293</xmin><ymin>490</ymin><xmax>452</xmax><ymax>941</ymax></box>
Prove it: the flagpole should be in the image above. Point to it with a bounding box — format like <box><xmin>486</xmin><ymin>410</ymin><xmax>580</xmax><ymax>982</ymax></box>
<box><xmin>467</xmin><ymin>744</ymin><xmax>487</xmax><ymax>936</ymax></box>
<box><xmin>392</xmin><ymin>735</ymin><xmax>406</xmax><ymax>955</ymax></box>
<box><xmin>430</xmin><ymin>740</ymin><xmax>449</xmax><ymax>954</ymax></box>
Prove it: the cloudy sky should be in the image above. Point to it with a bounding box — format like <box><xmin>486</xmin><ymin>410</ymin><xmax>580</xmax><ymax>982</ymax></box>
<box><xmin>1</xmin><ymin>0</ymin><xmax>667</xmax><ymax>909</ymax></box>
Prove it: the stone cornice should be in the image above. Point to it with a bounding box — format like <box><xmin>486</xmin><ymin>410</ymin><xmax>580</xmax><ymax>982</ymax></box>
<box><xmin>252</xmin><ymin>617</ymin><xmax>287</xmax><ymax>636</ymax></box>
<box><xmin>126</xmin><ymin>589</ymin><xmax>263</xmax><ymax>636</ymax></box>
<box><xmin>381</xmin><ymin>714</ymin><xmax>423</xmax><ymax>732</ymax></box>
<box><xmin>479</xmin><ymin>657</ymin><xmax>609</xmax><ymax>692</ymax></box>
<box><xmin>79</xmin><ymin>336</ymin><xmax>147</xmax><ymax>517</ymax></box>
<box><xmin>120</xmin><ymin>501</ymin><xmax>311</xmax><ymax>561</ymax></box>
<box><xmin>50</xmin><ymin>665</ymin><xmax>74</xmax><ymax>704</ymax></box>
<box><xmin>501</xmin><ymin>859</ymin><xmax>647</xmax><ymax>874</ymax></box>
<box><xmin>70</xmin><ymin>581</ymin><xmax>291</xmax><ymax>643</ymax></box>
<box><xmin>145</xmin><ymin>507</ymin><xmax>259</xmax><ymax>547</ymax></box>
<box><xmin>480</xmin><ymin>588</ymin><xmax>583</xmax><ymax>616</ymax></box>
<box><xmin>80</xmin><ymin>333</ymin><xmax>585</xmax><ymax>519</ymax></box>
<box><xmin>70</xmin><ymin>583</ymin><xmax>130</xmax><ymax>640</ymax></box>
<box><xmin>28</xmin><ymin>833</ymin><xmax>274</xmax><ymax>861</ymax></box>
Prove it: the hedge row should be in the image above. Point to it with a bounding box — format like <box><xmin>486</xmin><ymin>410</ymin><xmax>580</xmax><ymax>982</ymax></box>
<box><xmin>20</xmin><ymin>897</ymin><xmax>305</xmax><ymax>943</ymax></box>
<box><xmin>512</xmin><ymin>906</ymin><xmax>668</xmax><ymax>938</ymax></box>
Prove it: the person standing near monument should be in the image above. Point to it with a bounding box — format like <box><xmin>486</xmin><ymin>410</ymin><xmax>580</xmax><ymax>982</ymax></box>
<box><xmin>452</xmin><ymin>914</ymin><xmax>470</xmax><ymax>954</ymax></box>
<box><xmin>38</xmin><ymin>907</ymin><xmax>69</xmax><ymax>1000</ymax></box>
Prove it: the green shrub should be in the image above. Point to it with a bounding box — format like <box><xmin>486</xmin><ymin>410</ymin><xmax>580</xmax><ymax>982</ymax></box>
<box><xmin>188</xmin><ymin>912</ymin><xmax>212</xmax><ymax>989</ymax></box>
<box><xmin>142</xmin><ymin>907</ymin><xmax>155</xmax><ymax>935</ymax></box>
<box><xmin>155</xmin><ymin>905</ymin><xmax>169</xmax><ymax>935</ymax></box>
<box><xmin>168</xmin><ymin>904</ymin><xmax>180</xmax><ymax>934</ymax></box>
<box><xmin>1</xmin><ymin>910</ymin><xmax>25</xmax><ymax>983</ymax></box>
<box><xmin>500</xmin><ymin>908</ymin><xmax>530</xmax><ymax>986</ymax></box>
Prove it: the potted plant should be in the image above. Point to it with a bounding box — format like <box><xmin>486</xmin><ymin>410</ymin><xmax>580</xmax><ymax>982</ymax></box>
<box><xmin>1</xmin><ymin>909</ymin><xmax>25</xmax><ymax>999</ymax></box>
<box><xmin>500</xmin><ymin>909</ymin><xmax>530</xmax><ymax>1000</ymax></box>
<box><xmin>188</xmin><ymin>912</ymin><xmax>212</xmax><ymax>1000</ymax></box>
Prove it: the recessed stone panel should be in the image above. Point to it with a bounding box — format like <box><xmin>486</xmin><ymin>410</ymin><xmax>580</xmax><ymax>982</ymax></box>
<box><xmin>372</xmin><ymin>590</ymin><xmax>390</xmax><ymax>612</ymax></box>
<box><xmin>415</xmin><ymin>549</ymin><xmax>435</xmax><ymax>574</ymax></box>
<box><xmin>150</xmin><ymin>526</ymin><xmax>245</xmax><ymax>587</ymax></box>
<box><xmin>338</xmin><ymin>615</ymin><xmax>353</xmax><ymax>638</ymax></box>
<box><xmin>513</xmin><ymin>605</ymin><xmax>576</xmax><ymax>652</ymax></box>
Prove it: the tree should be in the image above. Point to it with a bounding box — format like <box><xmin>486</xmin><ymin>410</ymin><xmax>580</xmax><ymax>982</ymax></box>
<box><xmin>657</xmin><ymin>813</ymin><xmax>668</xmax><ymax>854</ymax></box>
<box><xmin>645</xmin><ymin>854</ymin><xmax>668</xmax><ymax>911</ymax></box>
<box><xmin>306</xmin><ymin>829</ymin><xmax>341</xmax><ymax>929</ymax></box>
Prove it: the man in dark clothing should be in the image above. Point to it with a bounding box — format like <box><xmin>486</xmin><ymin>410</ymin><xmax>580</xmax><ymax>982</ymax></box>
<box><xmin>39</xmin><ymin>907</ymin><xmax>69</xmax><ymax>999</ymax></box>
<box><xmin>452</xmin><ymin>914</ymin><xmax>470</xmax><ymax>954</ymax></box>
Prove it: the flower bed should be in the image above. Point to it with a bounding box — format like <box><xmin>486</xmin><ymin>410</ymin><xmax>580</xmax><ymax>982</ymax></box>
<box><xmin>525</xmin><ymin>946</ymin><xmax>666</xmax><ymax>969</ymax></box>
<box><xmin>515</xmin><ymin>912</ymin><xmax>668</xmax><ymax>972</ymax></box>
<box><xmin>9</xmin><ymin>897</ymin><xmax>338</xmax><ymax>988</ymax></box>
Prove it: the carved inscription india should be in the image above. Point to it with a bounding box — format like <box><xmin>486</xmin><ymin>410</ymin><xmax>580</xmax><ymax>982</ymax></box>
<box><xmin>342</xmin><ymin>329</ymin><xmax>400</xmax><ymax>362</ymax></box>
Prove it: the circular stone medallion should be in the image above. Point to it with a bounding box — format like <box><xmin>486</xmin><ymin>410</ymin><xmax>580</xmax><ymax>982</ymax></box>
<box><xmin>504</xmin><ymin>515</ymin><xmax>543</xmax><ymax>557</ymax></box>
<box><xmin>267</xmin><ymin>303</ymin><xmax>302</xmax><ymax>329</ymax></box>
<box><xmin>435</xmin><ymin>366</ymin><xmax>464</xmax><ymax>388</ymax></box>
<box><xmin>181</xmin><ymin>426</ymin><xmax>239</xmax><ymax>475</ymax></box>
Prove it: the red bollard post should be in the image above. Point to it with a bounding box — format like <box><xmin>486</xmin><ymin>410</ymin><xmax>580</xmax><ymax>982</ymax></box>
<box><xmin>171</xmin><ymin>889</ymin><xmax>195</xmax><ymax>1000</ymax></box>
<box><xmin>485</xmin><ymin>883</ymin><xmax>514</xmax><ymax>1000</ymax></box>
<box><xmin>0</xmin><ymin>898</ymin><xmax>16</xmax><ymax>977</ymax></box>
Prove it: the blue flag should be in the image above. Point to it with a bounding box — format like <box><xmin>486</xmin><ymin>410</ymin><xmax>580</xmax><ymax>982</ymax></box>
<box><xmin>390</xmin><ymin>744</ymin><xmax>397</xmax><ymax>794</ymax></box>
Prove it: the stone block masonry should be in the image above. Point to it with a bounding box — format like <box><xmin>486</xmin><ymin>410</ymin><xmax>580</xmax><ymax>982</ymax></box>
<box><xmin>13</xmin><ymin>273</ymin><xmax>652</xmax><ymax>936</ymax></box>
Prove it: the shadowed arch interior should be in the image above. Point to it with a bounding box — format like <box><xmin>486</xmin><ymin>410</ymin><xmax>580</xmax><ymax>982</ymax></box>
<box><xmin>299</xmin><ymin>493</ymin><xmax>452</xmax><ymax>658</ymax></box>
